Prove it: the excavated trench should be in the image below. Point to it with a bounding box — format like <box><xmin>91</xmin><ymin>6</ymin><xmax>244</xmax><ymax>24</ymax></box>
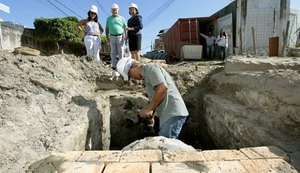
<box><xmin>83</xmin><ymin>77</ymin><xmax>217</xmax><ymax>151</ymax></box>
<box><xmin>107</xmin><ymin>94</ymin><xmax>216</xmax><ymax>150</ymax></box>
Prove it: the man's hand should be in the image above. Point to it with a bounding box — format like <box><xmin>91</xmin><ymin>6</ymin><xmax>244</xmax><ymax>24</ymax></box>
<box><xmin>147</xmin><ymin>116</ymin><xmax>155</xmax><ymax>128</ymax></box>
<box><xmin>139</xmin><ymin>106</ymin><xmax>154</xmax><ymax>118</ymax></box>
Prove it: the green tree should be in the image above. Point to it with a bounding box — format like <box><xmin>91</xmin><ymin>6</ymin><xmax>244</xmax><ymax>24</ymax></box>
<box><xmin>34</xmin><ymin>16</ymin><xmax>82</xmax><ymax>43</ymax></box>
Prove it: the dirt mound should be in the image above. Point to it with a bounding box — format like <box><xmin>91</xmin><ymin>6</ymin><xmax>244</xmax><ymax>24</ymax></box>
<box><xmin>0</xmin><ymin>51</ymin><xmax>213</xmax><ymax>172</ymax></box>
<box><xmin>0</xmin><ymin>51</ymin><xmax>114</xmax><ymax>172</ymax></box>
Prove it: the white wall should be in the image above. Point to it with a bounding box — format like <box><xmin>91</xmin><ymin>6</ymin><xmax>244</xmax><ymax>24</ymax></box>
<box><xmin>0</xmin><ymin>24</ymin><xmax>24</xmax><ymax>50</ymax></box>
<box><xmin>288</xmin><ymin>9</ymin><xmax>300</xmax><ymax>47</ymax></box>
<box><xmin>236</xmin><ymin>0</ymin><xmax>290</xmax><ymax>56</ymax></box>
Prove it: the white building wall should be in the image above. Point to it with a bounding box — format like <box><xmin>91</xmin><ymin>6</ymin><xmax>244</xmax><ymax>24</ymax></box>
<box><xmin>236</xmin><ymin>0</ymin><xmax>290</xmax><ymax>56</ymax></box>
<box><xmin>288</xmin><ymin>9</ymin><xmax>300</xmax><ymax>47</ymax></box>
<box><xmin>0</xmin><ymin>24</ymin><xmax>24</xmax><ymax>50</ymax></box>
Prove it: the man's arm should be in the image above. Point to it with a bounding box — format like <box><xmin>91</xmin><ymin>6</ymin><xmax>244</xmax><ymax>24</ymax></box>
<box><xmin>105</xmin><ymin>25</ymin><xmax>110</xmax><ymax>42</ymax></box>
<box><xmin>149</xmin><ymin>82</ymin><xmax>168</xmax><ymax>110</ymax></box>
<box><xmin>123</xmin><ymin>17</ymin><xmax>128</xmax><ymax>39</ymax></box>
<box><xmin>200</xmin><ymin>33</ymin><xmax>208</xmax><ymax>39</ymax></box>
<box><xmin>139</xmin><ymin>82</ymin><xmax>168</xmax><ymax>118</ymax></box>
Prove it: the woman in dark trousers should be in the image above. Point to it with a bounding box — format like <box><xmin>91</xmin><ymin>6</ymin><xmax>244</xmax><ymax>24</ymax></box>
<box><xmin>127</xmin><ymin>3</ymin><xmax>143</xmax><ymax>61</ymax></box>
<box><xmin>216</xmin><ymin>28</ymin><xmax>228</xmax><ymax>60</ymax></box>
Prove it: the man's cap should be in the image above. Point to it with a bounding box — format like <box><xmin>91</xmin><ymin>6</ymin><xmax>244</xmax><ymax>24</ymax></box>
<box><xmin>111</xmin><ymin>3</ymin><xmax>119</xmax><ymax>9</ymax></box>
<box><xmin>116</xmin><ymin>57</ymin><xmax>134</xmax><ymax>81</ymax></box>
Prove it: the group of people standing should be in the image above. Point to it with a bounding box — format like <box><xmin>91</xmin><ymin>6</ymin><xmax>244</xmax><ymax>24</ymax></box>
<box><xmin>200</xmin><ymin>28</ymin><xmax>228</xmax><ymax>60</ymax></box>
<box><xmin>76</xmin><ymin>3</ymin><xmax>142</xmax><ymax>69</ymax></box>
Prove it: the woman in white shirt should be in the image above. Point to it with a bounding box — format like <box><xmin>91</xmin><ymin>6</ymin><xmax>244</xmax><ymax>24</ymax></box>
<box><xmin>216</xmin><ymin>28</ymin><xmax>228</xmax><ymax>60</ymax></box>
<box><xmin>76</xmin><ymin>5</ymin><xmax>103</xmax><ymax>61</ymax></box>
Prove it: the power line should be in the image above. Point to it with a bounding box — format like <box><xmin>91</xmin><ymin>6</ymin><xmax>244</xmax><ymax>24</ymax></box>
<box><xmin>70</xmin><ymin>0</ymin><xmax>86</xmax><ymax>14</ymax></box>
<box><xmin>94</xmin><ymin>0</ymin><xmax>109</xmax><ymax>17</ymax></box>
<box><xmin>144</xmin><ymin>0</ymin><xmax>176</xmax><ymax>27</ymax></box>
<box><xmin>144</xmin><ymin>0</ymin><xmax>175</xmax><ymax>26</ymax></box>
<box><xmin>46</xmin><ymin>0</ymin><xmax>68</xmax><ymax>16</ymax></box>
<box><xmin>36</xmin><ymin>0</ymin><xmax>51</xmax><ymax>9</ymax></box>
<box><xmin>53</xmin><ymin>0</ymin><xmax>84</xmax><ymax>19</ymax></box>
<box><xmin>36</xmin><ymin>0</ymin><xmax>64</xmax><ymax>14</ymax></box>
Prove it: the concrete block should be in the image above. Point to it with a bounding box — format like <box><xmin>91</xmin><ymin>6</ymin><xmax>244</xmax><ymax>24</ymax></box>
<box><xmin>163</xmin><ymin>150</ymin><xmax>206</xmax><ymax>162</ymax></box>
<box><xmin>152</xmin><ymin>162</ymin><xmax>206</xmax><ymax>173</ymax></box>
<box><xmin>120</xmin><ymin>150</ymin><xmax>162</xmax><ymax>162</ymax></box>
<box><xmin>61</xmin><ymin>162</ymin><xmax>104</xmax><ymax>173</ymax></box>
<box><xmin>266</xmin><ymin>159</ymin><xmax>298</xmax><ymax>172</ymax></box>
<box><xmin>51</xmin><ymin>151</ymin><xmax>83</xmax><ymax>162</ymax></box>
<box><xmin>240</xmin><ymin>159</ymin><xmax>273</xmax><ymax>173</ymax></box>
<box><xmin>77</xmin><ymin>150</ymin><xmax>122</xmax><ymax>162</ymax></box>
<box><xmin>225</xmin><ymin>57</ymin><xmax>300</xmax><ymax>74</ymax></box>
<box><xmin>104</xmin><ymin>163</ymin><xmax>149</xmax><ymax>173</ymax></box>
<box><xmin>202</xmin><ymin>149</ymin><xmax>248</xmax><ymax>161</ymax></box>
<box><xmin>26</xmin><ymin>152</ymin><xmax>83</xmax><ymax>172</ymax></box>
<box><xmin>240</xmin><ymin>146</ymin><xmax>288</xmax><ymax>160</ymax></box>
<box><xmin>205</xmin><ymin>160</ymin><xmax>248</xmax><ymax>173</ymax></box>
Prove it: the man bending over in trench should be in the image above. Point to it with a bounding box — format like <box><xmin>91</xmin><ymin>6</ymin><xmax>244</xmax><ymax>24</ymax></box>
<box><xmin>116</xmin><ymin>57</ymin><xmax>189</xmax><ymax>138</ymax></box>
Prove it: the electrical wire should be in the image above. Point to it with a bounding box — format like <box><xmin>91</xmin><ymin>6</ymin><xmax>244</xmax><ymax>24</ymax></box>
<box><xmin>53</xmin><ymin>0</ymin><xmax>84</xmax><ymax>19</ymax></box>
<box><xmin>35</xmin><ymin>0</ymin><xmax>55</xmax><ymax>11</ymax></box>
<box><xmin>70</xmin><ymin>0</ymin><xmax>86</xmax><ymax>14</ymax></box>
<box><xmin>94</xmin><ymin>0</ymin><xmax>109</xmax><ymax>17</ymax></box>
<box><xmin>144</xmin><ymin>0</ymin><xmax>176</xmax><ymax>27</ymax></box>
<box><xmin>46</xmin><ymin>0</ymin><xmax>68</xmax><ymax>16</ymax></box>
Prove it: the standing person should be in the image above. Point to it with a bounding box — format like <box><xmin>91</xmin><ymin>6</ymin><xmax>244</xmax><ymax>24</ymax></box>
<box><xmin>127</xmin><ymin>3</ymin><xmax>143</xmax><ymax>62</ymax></box>
<box><xmin>216</xmin><ymin>28</ymin><xmax>228</xmax><ymax>60</ymax></box>
<box><xmin>76</xmin><ymin>5</ymin><xmax>103</xmax><ymax>61</ymax></box>
<box><xmin>200</xmin><ymin>31</ymin><xmax>217</xmax><ymax>59</ymax></box>
<box><xmin>105</xmin><ymin>3</ymin><xmax>127</xmax><ymax>71</ymax></box>
<box><xmin>116</xmin><ymin>57</ymin><xmax>189</xmax><ymax>139</ymax></box>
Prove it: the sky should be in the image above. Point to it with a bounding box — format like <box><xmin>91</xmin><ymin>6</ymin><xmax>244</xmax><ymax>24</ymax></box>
<box><xmin>0</xmin><ymin>0</ymin><xmax>300</xmax><ymax>53</ymax></box>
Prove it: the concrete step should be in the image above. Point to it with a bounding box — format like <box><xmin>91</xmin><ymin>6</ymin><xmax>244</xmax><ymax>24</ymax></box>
<box><xmin>224</xmin><ymin>56</ymin><xmax>300</xmax><ymax>74</ymax></box>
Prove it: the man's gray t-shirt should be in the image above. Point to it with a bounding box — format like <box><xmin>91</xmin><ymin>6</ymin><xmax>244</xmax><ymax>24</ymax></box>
<box><xmin>142</xmin><ymin>63</ymin><xmax>189</xmax><ymax>127</ymax></box>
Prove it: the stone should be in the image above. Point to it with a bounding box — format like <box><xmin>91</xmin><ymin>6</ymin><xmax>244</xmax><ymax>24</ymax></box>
<box><xmin>122</xmin><ymin>136</ymin><xmax>196</xmax><ymax>151</ymax></box>
<box><xmin>13</xmin><ymin>46</ymin><xmax>40</xmax><ymax>56</ymax></box>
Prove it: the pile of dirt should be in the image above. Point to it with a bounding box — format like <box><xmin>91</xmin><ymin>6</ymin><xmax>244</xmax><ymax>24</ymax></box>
<box><xmin>0</xmin><ymin>50</ymin><xmax>114</xmax><ymax>172</ymax></box>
